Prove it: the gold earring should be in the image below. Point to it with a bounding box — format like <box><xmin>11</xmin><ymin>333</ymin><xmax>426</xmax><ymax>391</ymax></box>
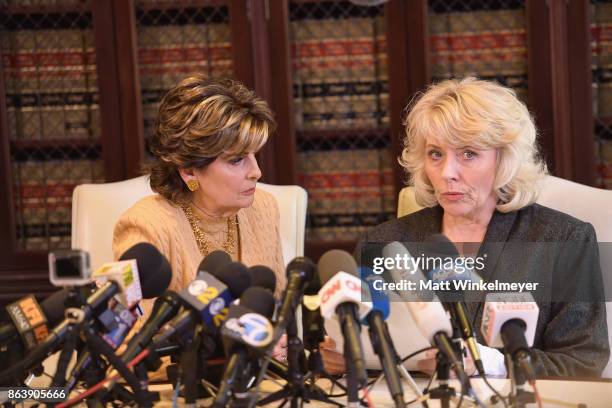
<box><xmin>186</xmin><ymin>179</ymin><xmax>199</xmax><ymax>192</ymax></box>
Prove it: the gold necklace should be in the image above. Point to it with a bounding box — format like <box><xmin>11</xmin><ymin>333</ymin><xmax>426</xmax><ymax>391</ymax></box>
<box><xmin>181</xmin><ymin>204</ymin><xmax>238</xmax><ymax>256</ymax></box>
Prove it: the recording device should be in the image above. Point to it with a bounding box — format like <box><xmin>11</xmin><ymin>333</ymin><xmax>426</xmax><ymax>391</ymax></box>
<box><xmin>273</xmin><ymin>257</ymin><xmax>316</xmax><ymax>342</ymax></box>
<box><xmin>326</xmin><ymin>241</ymin><xmax>429</xmax><ymax>371</ymax></box>
<box><xmin>405</xmin><ymin>300</ymin><xmax>471</xmax><ymax>389</ymax></box>
<box><xmin>318</xmin><ymin>249</ymin><xmax>370</xmax><ymax>388</ymax></box>
<box><xmin>423</xmin><ymin>234</ymin><xmax>485</xmax><ymax>375</ymax></box>
<box><xmin>119</xmin><ymin>242</ymin><xmax>173</xmax><ymax>299</ymax></box>
<box><xmin>0</xmin><ymin>290</ymin><xmax>68</xmax><ymax>351</ymax></box>
<box><xmin>214</xmin><ymin>287</ymin><xmax>276</xmax><ymax>408</ymax></box>
<box><xmin>382</xmin><ymin>241</ymin><xmax>436</xmax><ymax>301</ymax></box>
<box><xmin>92</xmin><ymin>259</ymin><xmax>143</xmax><ymax>309</ymax></box>
<box><xmin>119</xmin><ymin>291</ymin><xmax>182</xmax><ymax>364</ymax></box>
<box><xmin>180</xmin><ymin>262</ymin><xmax>251</xmax><ymax>330</ymax></box>
<box><xmin>0</xmin><ymin>243</ymin><xmax>172</xmax><ymax>385</ymax></box>
<box><xmin>153</xmin><ymin>261</ymin><xmax>252</xmax><ymax>347</ymax></box>
<box><xmin>48</xmin><ymin>249</ymin><xmax>91</xmax><ymax>287</ymax></box>
<box><xmin>5</xmin><ymin>296</ymin><xmax>50</xmax><ymax>351</ymax></box>
<box><xmin>0</xmin><ymin>289</ymin><xmax>70</xmax><ymax>383</ymax></box>
<box><xmin>481</xmin><ymin>292</ymin><xmax>539</xmax><ymax>381</ymax></box>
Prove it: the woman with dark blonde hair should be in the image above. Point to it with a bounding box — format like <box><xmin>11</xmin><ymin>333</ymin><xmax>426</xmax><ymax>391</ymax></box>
<box><xmin>114</xmin><ymin>76</ymin><xmax>289</xmax><ymax>363</ymax></box>
<box><xmin>113</xmin><ymin>75</ymin><xmax>287</xmax><ymax>313</ymax></box>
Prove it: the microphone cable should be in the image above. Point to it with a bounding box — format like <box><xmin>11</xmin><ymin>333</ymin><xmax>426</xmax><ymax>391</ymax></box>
<box><xmin>482</xmin><ymin>372</ymin><xmax>509</xmax><ymax>408</ymax></box>
<box><xmin>361</xmin><ymin>386</ymin><xmax>374</xmax><ymax>408</ymax></box>
<box><xmin>56</xmin><ymin>348</ymin><xmax>150</xmax><ymax>408</ymax></box>
<box><xmin>531</xmin><ymin>380</ymin><xmax>543</xmax><ymax>408</ymax></box>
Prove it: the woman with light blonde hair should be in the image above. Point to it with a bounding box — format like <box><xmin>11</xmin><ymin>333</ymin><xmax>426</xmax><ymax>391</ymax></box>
<box><xmin>401</xmin><ymin>77</ymin><xmax>546</xmax><ymax>215</ymax></box>
<box><xmin>322</xmin><ymin>78</ymin><xmax>609</xmax><ymax>378</ymax></box>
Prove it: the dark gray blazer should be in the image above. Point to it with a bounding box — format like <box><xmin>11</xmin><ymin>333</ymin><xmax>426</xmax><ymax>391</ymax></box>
<box><xmin>355</xmin><ymin>203</ymin><xmax>610</xmax><ymax>378</ymax></box>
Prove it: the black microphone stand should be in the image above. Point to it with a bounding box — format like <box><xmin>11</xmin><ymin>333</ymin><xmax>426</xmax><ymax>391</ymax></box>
<box><xmin>344</xmin><ymin>345</ymin><xmax>362</xmax><ymax>408</ymax></box>
<box><xmin>427</xmin><ymin>351</ymin><xmax>456</xmax><ymax>408</ymax></box>
<box><xmin>302</xmin><ymin>307</ymin><xmax>348</xmax><ymax>400</ymax></box>
<box><xmin>82</xmin><ymin>323</ymin><xmax>158</xmax><ymax>407</ymax></box>
<box><xmin>50</xmin><ymin>287</ymin><xmax>84</xmax><ymax>389</ymax></box>
<box><xmin>507</xmin><ymin>357</ymin><xmax>535</xmax><ymax>408</ymax></box>
<box><xmin>303</xmin><ymin>346</ymin><xmax>348</xmax><ymax>400</ymax></box>
<box><xmin>179</xmin><ymin>324</ymin><xmax>205</xmax><ymax>405</ymax></box>
<box><xmin>50</xmin><ymin>321</ymin><xmax>79</xmax><ymax>389</ymax></box>
<box><xmin>257</xmin><ymin>314</ymin><xmax>341</xmax><ymax>407</ymax></box>
<box><xmin>166</xmin><ymin>323</ymin><xmax>219</xmax><ymax>403</ymax></box>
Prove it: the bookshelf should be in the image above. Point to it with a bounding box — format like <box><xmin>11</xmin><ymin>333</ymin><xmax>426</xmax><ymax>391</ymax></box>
<box><xmin>134</xmin><ymin>0</ymin><xmax>233</xmax><ymax>152</ymax></box>
<box><xmin>289</xmin><ymin>0</ymin><xmax>395</xmax><ymax>255</ymax></box>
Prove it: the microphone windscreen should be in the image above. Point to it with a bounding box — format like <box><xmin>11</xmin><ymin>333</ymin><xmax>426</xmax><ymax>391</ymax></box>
<box><xmin>40</xmin><ymin>289</ymin><xmax>70</xmax><ymax>327</ymax></box>
<box><xmin>249</xmin><ymin>265</ymin><xmax>276</xmax><ymax>293</ymax></box>
<box><xmin>119</xmin><ymin>242</ymin><xmax>172</xmax><ymax>298</ymax></box>
<box><xmin>317</xmin><ymin>249</ymin><xmax>358</xmax><ymax>285</ymax></box>
<box><xmin>214</xmin><ymin>262</ymin><xmax>251</xmax><ymax>299</ymax></box>
<box><xmin>240</xmin><ymin>287</ymin><xmax>275</xmax><ymax>319</ymax></box>
<box><xmin>286</xmin><ymin>257</ymin><xmax>316</xmax><ymax>281</ymax></box>
<box><xmin>198</xmin><ymin>250</ymin><xmax>232</xmax><ymax>275</ymax></box>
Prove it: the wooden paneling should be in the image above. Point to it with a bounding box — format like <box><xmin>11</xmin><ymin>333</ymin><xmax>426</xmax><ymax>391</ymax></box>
<box><xmin>567</xmin><ymin>0</ymin><xmax>596</xmax><ymax>186</ymax></box>
<box><xmin>527</xmin><ymin>0</ymin><xmax>595</xmax><ymax>183</ymax></box>
<box><xmin>229</xmin><ymin>0</ymin><xmax>255</xmax><ymax>89</ymax></box>
<box><xmin>91</xmin><ymin>0</ymin><xmax>127</xmax><ymax>182</ymax></box>
<box><xmin>0</xmin><ymin>42</ymin><xmax>17</xmax><ymax>270</ymax></box>
<box><xmin>113</xmin><ymin>0</ymin><xmax>145</xmax><ymax>179</ymax></box>
<box><xmin>268</xmin><ymin>0</ymin><xmax>297</xmax><ymax>185</ymax></box>
<box><xmin>385</xmin><ymin>0</ymin><xmax>429</xmax><ymax>194</ymax></box>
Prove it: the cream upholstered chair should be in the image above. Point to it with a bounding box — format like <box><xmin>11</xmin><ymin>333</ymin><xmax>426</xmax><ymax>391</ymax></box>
<box><xmin>71</xmin><ymin>175</ymin><xmax>307</xmax><ymax>270</ymax></box>
<box><xmin>397</xmin><ymin>175</ymin><xmax>612</xmax><ymax>377</ymax></box>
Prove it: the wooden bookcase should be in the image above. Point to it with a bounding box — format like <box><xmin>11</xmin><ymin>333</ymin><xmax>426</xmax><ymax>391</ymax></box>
<box><xmin>0</xmin><ymin>0</ymin><xmax>599</xmax><ymax>305</ymax></box>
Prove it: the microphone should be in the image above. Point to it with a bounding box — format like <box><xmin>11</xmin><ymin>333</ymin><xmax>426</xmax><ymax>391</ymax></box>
<box><xmin>65</xmin><ymin>244</ymin><xmax>172</xmax><ymax>390</ymax></box>
<box><xmin>318</xmin><ymin>249</ymin><xmax>371</xmax><ymax>387</ymax></box>
<box><xmin>2</xmin><ymin>291</ymin><xmax>66</xmax><ymax>352</ymax></box>
<box><xmin>360</xmin><ymin>268</ymin><xmax>405</xmax><ymax>408</ymax></box>
<box><xmin>119</xmin><ymin>242</ymin><xmax>173</xmax><ymax>299</ymax></box>
<box><xmin>302</xmin><ymin>273</ymin><xmax>324</xmax><ymax>350</ymax></box>
<box><xmin>405</xmin><ymin>301</ymin><xmax>470</xmax><ymax>389</ymax></box>
<box><xmin>273</xmin><ymin>257</ymin><xmax>316</xmax><ymax>341</ymax></box>
<box><xmin>180</xmin><ymin>262</ymin><xmax>251</xmax><ymax>329</ymax></box>
<box><xmin>153</xmin><ymin>262</ymin><xmax>252</xmax><ymax>347</ymax></box>
<box><xmin>382</xmin><ymin>241</ymin><xmax>436</xmax><ymax>301</ymax></box>
<box><xmin>481</xmin><ymin>292</ymin><xmax>539</xmax><ymax>382</ymax></box>
<box><xmin>97</xmin><ymin>301</ymin><xmax>139</xmax><ymax>350</ymax></box>
<box><xmin>249</xmin><ymin>265</ymin><xmax>277</xmax><ymax>293</ymax></box>
<box><xmin>92</xmin><ymin>260</ymin><xmax>143</xmax><ymax>309</ymax></box>
<box><xmin>119</xmin><ymin>250</ymin><xmax>232</xmax><ymax>364</ymax></box>
<box><xmin>198</xmin><ymin>250</ymin><xmax>232</xmax><ymax>275</ymax></box>
<box><xmin>0</xmin><ymin>289</ymin><xmax>70</xmax><ymax>382</ymax></box>
<box><xmin>214</xmin><ymin>286</ymin><xmax>276</xmax><ymax>408</ymax></box>
<box><xmin>0</xmin><ymin>243</ymin><xmax>172</xmax><ymax>384</ymax></box>
<box><xmin>119</xmin><ymin>292</ymin><xmax>181</xmax><ymax>364</ymax></box>
<box><xmin>423</xmin><ymin>234</ymin><xmax>485</xmax><ymax>375</ymax></box>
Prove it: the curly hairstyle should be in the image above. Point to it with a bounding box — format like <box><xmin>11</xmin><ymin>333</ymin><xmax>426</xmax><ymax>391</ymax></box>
<box><xmin>147</xmin><ymin>75</ymin><xmax>276</xmax><ymax>203</ymax></box>
<box><xmin>399</xmin><ymin>77</ymin><xmax>547</xmax><ymax>213</ymax></box>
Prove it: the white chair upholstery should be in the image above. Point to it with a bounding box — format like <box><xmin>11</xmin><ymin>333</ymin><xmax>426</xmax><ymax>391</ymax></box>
<box><xmin>71</xmin><ymin>175</ymin><xmax>307</xmax><ymax>270</ymax></box>
<box><xmin>397</xmin><ymin>175</ymin><xmax>612</xmax><ymax>377</ymax></box>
